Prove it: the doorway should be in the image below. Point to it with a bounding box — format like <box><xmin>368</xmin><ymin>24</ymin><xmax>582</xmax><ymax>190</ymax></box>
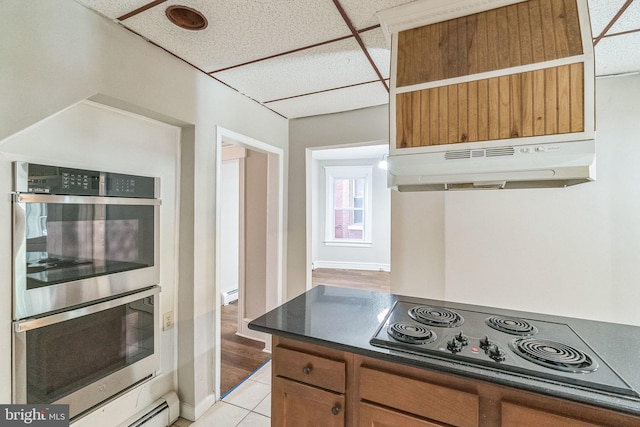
<box><xmin>214</xmin><ymin>127</ymin><xmax>284</xmax><ymax>398</ymax></box>
<box><xmin>307</xmin><ymin>144</ymin><xmax>391</xmax><ymax>294</ymax></box>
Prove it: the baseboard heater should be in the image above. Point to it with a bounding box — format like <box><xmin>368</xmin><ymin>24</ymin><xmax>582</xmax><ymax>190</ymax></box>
<box><xmin>222</xmin><ymin>289</ymin><xmax>239</xmax><ymax>305</ymax></box>
<box><xmin>121</xmin><ymin>392</ymin><xmax>179</xmax><ymax>427</ymax></box>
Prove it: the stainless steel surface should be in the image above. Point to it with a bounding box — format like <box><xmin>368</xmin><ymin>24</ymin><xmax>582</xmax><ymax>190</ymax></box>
<box><xmin>14</xmin><ymin>193</ymin><xmax>161</xmax><ymax>206</ymax></box>
<box><xmin>12</xmin><ymin>193</ymin><xmax>160</xmax><ymax>320</ymax></box>
<box><xmin>12</xmin><ymin>286</ymin><xmax>161</xmax><ymax>420</ymax></box>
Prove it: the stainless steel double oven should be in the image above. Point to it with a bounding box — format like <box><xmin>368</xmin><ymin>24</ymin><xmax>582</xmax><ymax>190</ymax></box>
<box><xmin>11</xmin><ymin>162</ymin><xmax>162</xmax><ymax>420</ymax></box>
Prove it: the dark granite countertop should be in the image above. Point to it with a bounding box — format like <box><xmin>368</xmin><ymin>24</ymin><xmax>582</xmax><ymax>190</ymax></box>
<box><xmin>249</xmin><ymin>285</ymin><xmax>640</xmax><ymax>416</ymax></box>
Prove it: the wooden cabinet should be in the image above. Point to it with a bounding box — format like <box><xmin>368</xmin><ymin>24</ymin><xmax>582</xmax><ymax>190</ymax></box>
<box><xmin>359</xmin><ymin>402</ymin><xmax>444</xmax><ymax>427</ymax></box>
<box><xmin>379</xmin><ymin>0</ymin><xmax>595</xmax><ymax>150</ymax></box>
<box><xmin>271</xmin><ymin>336</ymin><xmax>640</xmax><ymax>427</ymax></box>
<box><xmin>272</xmin><ymin>376</ymin><xmax>345</xmax><ymax>427</ymax></box>
<box><xmin>272</xmin><ymin>337</ymin><xmax>349</xmax><ymax>426</ymax></box>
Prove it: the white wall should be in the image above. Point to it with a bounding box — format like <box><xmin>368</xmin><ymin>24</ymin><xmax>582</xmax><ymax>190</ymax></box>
<box><xmin>313</xmin><ymin>158</ymin><xmax>391</xmax><ymax>271</ymax></box>
<box><xmin>220</xmin><ymin>159</ymin><xmax>240</xmax><ymax>298</ymax></box>
<box><xmin>1</xmin><ymin>0</ymin><xmax>288</xmax><ymax>422</ymax></box>
<box><xmin>393</xmin><ymin>73</ymin><xmax>640</xmax><ymax>327</ymax></box>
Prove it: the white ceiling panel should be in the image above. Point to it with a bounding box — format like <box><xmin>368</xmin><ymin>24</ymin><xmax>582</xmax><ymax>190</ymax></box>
<box><xmin>75</xmin><ymin>0</ymin><xmax>151</xmax><ymax>19</ymax></box>
<box><xmin>360</xmin><ymin>28</ymin><xmax>392</xmax><ymax>79</ymax></box>
<box><xmin>265</xmin><ymin>81</ymin><xmax>389</xmax><ymax>119</ymax></box>
<box><xmin>121</xmin><ymin>0</ymin><xmax>352</xmax><ymax>71</ymax></box>
<box><xmin>595</xmin><ymin>32</ymin><xmax>640</xmax><ymax>76</ymax></box>
<box><xmin>608</xmin><ymin>0</ymin><xmax>640</xmax><ymax>34</ymax></box>
<box><xmin>340</xmin><ymin>0</ymin><xmax>417</xmax><ymax>29</ymax></box>
<box><xmin>213</xmin><ymin>38</ymin><xmax>380</xmax><ymax>103</ymax></box>
<box><xmin>587</xmin><ymin>0</ymin><xmax>628</xmax><ymax>37</ymax></box>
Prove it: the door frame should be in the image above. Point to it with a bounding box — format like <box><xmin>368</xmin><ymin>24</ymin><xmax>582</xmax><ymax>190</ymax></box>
<box><xmin>214</xmin><ymin>126</ymin><xmax>284</xmax><ymax>399</ymax></box>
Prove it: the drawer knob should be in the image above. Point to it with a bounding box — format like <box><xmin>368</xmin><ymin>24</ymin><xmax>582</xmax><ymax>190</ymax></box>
<box><xmin>302</xmin><ymin>365</ymin><xmax>312</xmax><ymax>375</ymax></box>
<box><xmin>331</xmin><ymin>406</ymin><xmax>340</xmax><ymax>416</ymax></box>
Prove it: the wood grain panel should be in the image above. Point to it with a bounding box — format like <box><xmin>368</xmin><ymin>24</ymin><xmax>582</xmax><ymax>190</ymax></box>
<box><xmin>438</xmin><ymin>86</ymin><xmax>449</xmax><ymax>145</ymax></box>
<box><xmin>533</xmin><ymin>69</ymin><xmax>546</xmax><ymax>135</ymax></box>
<box><xmin>557</xmin><ymin>64</ymin><xmax>571</xmax><ymax>133</ymax></box>
<box><xmin>521</xmin><ymin>71</ymin><xmax>534</xmax><ymax>136</ymax></box>
<box><xmin>565</xmin><ymin>0</ymin><xmax>584</xmax><ymax>55</ymax></box>
<box><xmin>429</xmin><ymin>88</ymin><xmax>440</xmax><ymax>145</ymax></box>
<box><xmin>570</xmin><ymin>63</ymin><xmax>585</xmax><ymax>132</ymax></box>
<box><xmin>358</xmin><ymin>402</ymin><xmax>443</xmax><ymax>427</ymax></box>
<box><xmin>477</xmin><ymin>79</ymin><xmax>489</xmax><ymax>140</ymax></box>
<box><xmin>467</xmin><ymin>80</ymin><xmax>479</xmax><ymax>141</ymax></box>
<box><xmin>545</xmin><ymin>67</ymin><xmax>558</xmax><ymax>134</ymax></box>
<box><xmin>458</xmin><ymin>83</ymin><xmax>469</xmax><ymax>142</ymax></box>
<box><xmin>394</xmin><ymin>65</ymin><xmax>585</xmax><ymax>147</ymax></box>
<box><xmin>502</xmin><ymin>402</ymin><xmax>601</xmax><ymax>427</ymax></box>
<box><xmin>499</xmin><ymin>75</ymin><xmax>511</xmax><ymax>139</ymax></box>
<box><xmin>396</xmin><ymin>0</ymin><xmax>584</xmax><ymax>87</ymax></box>
<box><xmin>510</xmin><ymin>73</ymin><xmax>522</xmax><ymax>138</ymax></box>
<box><xmin>411</xmin><ymin>91</ymin><xmax>422</xmax><ymax>147</ymax></box>
<box><xmin>488</xmin><ymin>77</ymin><xmax>500</xmax><ymax>140</ymax></box>
<box><xmin>529</xmin><ymin>0</ymin><xmax>546</xmax><ymax>63</ymax></box>
<box><xmin>448</xmin><ymin>85</ymin><xmax>459</xmax><ymax>143</ymax></box>
<box><xmin>359</xmin><ymin>367</ymin><xmax>479</xmax><ymax>427</ymax></box>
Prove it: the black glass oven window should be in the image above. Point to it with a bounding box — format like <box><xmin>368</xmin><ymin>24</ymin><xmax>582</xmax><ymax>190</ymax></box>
<box><xmin>25</xmin><ymin>296</ymin><xmax>155</xmax><ymax>404</ymax></box>
<box><xmin>25</xmin><ymin>203</ymin><xmax>154</xmax><ymax>289</ymax></box>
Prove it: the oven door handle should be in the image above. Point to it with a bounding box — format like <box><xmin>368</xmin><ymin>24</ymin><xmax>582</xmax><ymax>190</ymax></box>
<box><xmin>14</xmin><ymin>286</ymin><xmax>160</xmax><ymax>332</ymax></box>
<box><xmin>13</xmin><ymin>193</ymin><xmax>161</xmax><ymax>206</ymax></box>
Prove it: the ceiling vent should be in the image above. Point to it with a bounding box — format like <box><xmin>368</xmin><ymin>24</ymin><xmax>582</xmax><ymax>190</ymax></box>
<box><xmin>165</xmin><ymin>5</ymin><xmax>208</xmax><ymax>31</ymax></box>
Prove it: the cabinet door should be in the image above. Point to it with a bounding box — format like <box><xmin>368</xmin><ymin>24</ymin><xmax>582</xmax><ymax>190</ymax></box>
<box><xmin>359</xmin><ymin>402</ymin><xmax>446</xmax><ymax>427</ymax></box>
<box><xmin>272</xmin><ymin>376</ymin><xmax>345</xmax><ymax>427</ymax></box>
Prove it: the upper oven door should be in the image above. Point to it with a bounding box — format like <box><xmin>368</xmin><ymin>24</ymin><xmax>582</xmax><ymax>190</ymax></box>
<box><xmin>13</xmin><ymin>193</ymin><xmax>161</xmax><ymax>319</ymax></box>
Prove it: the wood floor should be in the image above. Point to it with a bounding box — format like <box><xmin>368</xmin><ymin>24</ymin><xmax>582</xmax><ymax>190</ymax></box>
<box><xmin>312</xmin><ymin>268</ymin><xmax>391</xmax><ymax>293</ymax></box>
<box><xmin>220</xmin><ymin>268</ymin><xmax>390</xmax><ymax>395</ymax></box>
<box><xmin>220</xmin><ymin>301</ymin><xmax>270</xmax><ymax>396</ymax></box>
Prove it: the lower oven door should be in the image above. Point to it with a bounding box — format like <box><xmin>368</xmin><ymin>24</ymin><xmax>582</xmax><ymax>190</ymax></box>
<box><xmin>12</xmin><ymin>286</ymin><xmax>160</xmax><ymax>420</ymax></box>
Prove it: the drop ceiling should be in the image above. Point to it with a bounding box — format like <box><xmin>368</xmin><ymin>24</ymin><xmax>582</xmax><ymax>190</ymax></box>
<box><xmin>75</xmin><ymin>0</ymin><xmax>640</xmax><ymax>119</ymax></box>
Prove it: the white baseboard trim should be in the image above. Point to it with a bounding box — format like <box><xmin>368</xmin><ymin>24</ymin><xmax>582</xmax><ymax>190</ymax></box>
<box><xmin>180</xmin><ymin>392</ymin><xmax>217</xmax><ymax>422</ymax></box>
<box><xmin>238</xmin><ymin>318</ymin><xmax>266</xmax><ymax>343</ymax></box>
<box><xmin>312</xmin><ymin>260</ymin><xmax>391</xmax><ymax>272</ymax></box>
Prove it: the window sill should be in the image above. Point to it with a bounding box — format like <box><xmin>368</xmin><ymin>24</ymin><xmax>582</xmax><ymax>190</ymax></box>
<box><xmin>324</xmin><ymin>240</ymin><xmax>372</xmax><ymax>248</ymax></box>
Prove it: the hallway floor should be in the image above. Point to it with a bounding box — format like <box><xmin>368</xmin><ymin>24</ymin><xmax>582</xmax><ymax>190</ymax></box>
<box><xmin>171</xmin><ymin>360</ymin><xmax>272</xmax><ymax>427</ymax></box>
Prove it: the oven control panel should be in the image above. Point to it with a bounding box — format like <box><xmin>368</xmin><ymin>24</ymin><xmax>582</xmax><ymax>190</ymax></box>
<box><xmin>14</xmin><ymin>162</ymin><xmax>157</xmax><ymax>198</ymax></box>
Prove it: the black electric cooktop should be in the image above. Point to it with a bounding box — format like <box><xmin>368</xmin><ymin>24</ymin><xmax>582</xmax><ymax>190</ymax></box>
<box><xmin>370</xmin><ymin>300</ymin><xmax>638</xmax><ymax>397</ymax></box>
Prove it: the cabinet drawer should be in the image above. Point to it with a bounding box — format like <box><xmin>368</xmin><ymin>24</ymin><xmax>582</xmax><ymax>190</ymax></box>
<box><xmin>274</xmin><ymin>345</ymin><xmax>346</xmax><ymax>393</ymax></box>
<box><xmin>502</xmin><ymin>402</ymin><xmax>602</xmax><ymax>427</ymax></box>
<box><xmin>359</xmin><ymin>367</ymin><xmax>478</xmax><ymax>427</ymax></box>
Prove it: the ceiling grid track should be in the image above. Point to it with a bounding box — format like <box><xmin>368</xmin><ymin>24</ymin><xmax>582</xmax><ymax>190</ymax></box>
<box><xmin>593</xmin><ymin>0</ymin><xmax>635</xmax><ymax>46</ymax></box>
<box><xmin>332</xmin><ymin>0</ymin><xmax>390</xmax><ymax>92</ymax></box>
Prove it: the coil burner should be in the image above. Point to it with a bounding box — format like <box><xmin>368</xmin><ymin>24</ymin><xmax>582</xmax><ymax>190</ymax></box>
<box><xmin>485</xmin><ymin>315</ymin><xmax>538</xmax><ymax>336</ymax></box>
<box><xmin>510</xmin><ymin>337</ymin><xmax>598</xmax><ymax>373</ymax></box>
<box><xmin>387</xmin><ymin>322</ymin><xmax>437</xmax><ymax>345</ymax></box>
<box><xmin>408</xmin><ymin>306</ymin><xmax>464</xmax><ymax>328</ymax></box>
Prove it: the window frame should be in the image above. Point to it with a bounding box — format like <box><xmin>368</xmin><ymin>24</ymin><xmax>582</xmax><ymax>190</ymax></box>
<box><xmin>323</xmin><ymin>165</ymin><xmax>373</xmax><ymax>247</ymax></box>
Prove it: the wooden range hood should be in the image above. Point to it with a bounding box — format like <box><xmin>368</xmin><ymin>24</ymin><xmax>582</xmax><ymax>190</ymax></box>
<box><xmin>378</xmin><ymin>0</ymin><xmax>596</xmax><ymax>191</ymax></box>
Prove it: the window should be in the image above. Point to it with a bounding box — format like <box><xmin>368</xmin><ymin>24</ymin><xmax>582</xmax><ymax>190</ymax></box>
<box><xmin>324</xmin><ymin>166</ymin><xmax>373</xmax><ymax>246</ymax></box>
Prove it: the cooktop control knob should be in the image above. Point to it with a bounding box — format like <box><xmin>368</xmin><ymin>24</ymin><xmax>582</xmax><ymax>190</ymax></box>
<box><xmin>447</xmin><ymin>338</ymin><xmax>463</xmax><ymax>353</ymax></box>
<box><xmin>488</xmin><ymin>344</ymin><xmax>507</xmax><ymax>362</ymax></box>
<box><xmin>454</xmin><ymin>332</ymin><xmax>469</xmax><ymax>345</ymax></box>
<box><xmin>479</xmin><ymin>336</ymin><xmax>491</xmax><ymax>349</ymax></box>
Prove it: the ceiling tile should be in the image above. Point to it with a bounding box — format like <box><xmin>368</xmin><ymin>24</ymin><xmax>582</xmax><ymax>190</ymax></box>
<box><xmin>587</xmin><ymin>0</ymin><xmax>628</xmax><ymax>37</ymax></box>
<box><xmin>595</xmin><ymin>32</ymin><xmax>640</xmax><ymax>76</ymax></box>
<box><xmin>608</xmin><ymin>0</ymin><xmax>640</xmax><ymax>34</ymax></box>
<box><xmin>339</xmin><ymin>0</ymin><xmax>417</xmax><ymax>29</ymax></box>
<box><xmin>121</xmin><ymin>0</ymin><xmax>352</xmax><ymax>71</ymax></box>
<box><xmin>213</xmin><ymin>38</ymin><xmax>380</xmax><ymax>102</ymax></box>
<box><xmin>265</xmin><ymin>81</ymin><xmax>389</xmax><ymax>118</ymax></box>
<box><xmin>361</xmin><ymin>27</ymin><xmax>391</xmax><ymax>79</ymax></box>
<box><xmin>74</xmin><ymin>0</ymin><xmax>151</xmax><ymax>19</ymax></box>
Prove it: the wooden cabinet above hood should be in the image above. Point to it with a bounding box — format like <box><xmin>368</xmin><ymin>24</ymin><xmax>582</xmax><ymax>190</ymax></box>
<box><xmin>378</xmin><ymin>0</ymin><xmax>595</xmax><ymax>190</ymax></box>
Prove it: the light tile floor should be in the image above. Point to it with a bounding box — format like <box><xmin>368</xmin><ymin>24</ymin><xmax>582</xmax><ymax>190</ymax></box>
<box><xmin>171</xmin><ymin>360</ymin><xmax>272</xmax><ymax>427</ymax></box>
